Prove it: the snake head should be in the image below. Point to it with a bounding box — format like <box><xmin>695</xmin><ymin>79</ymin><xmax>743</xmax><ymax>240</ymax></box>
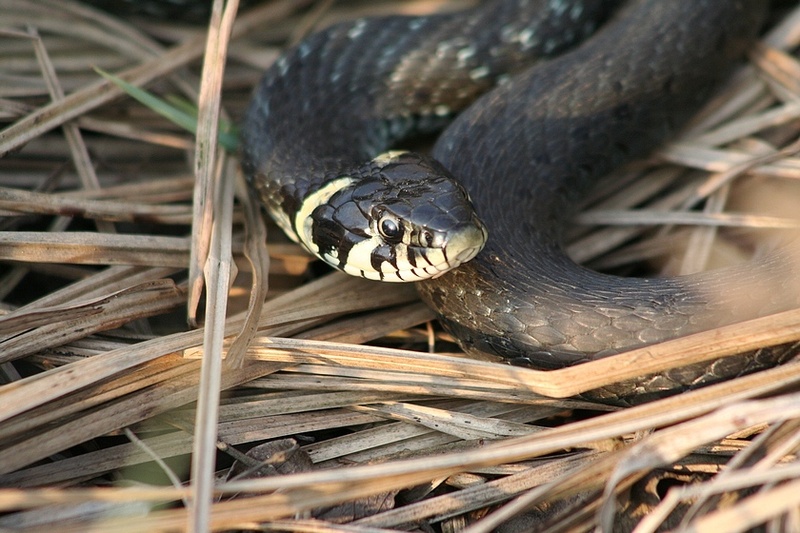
<box><xmin>298</xmin><ymin>151</ymin><xmax>488</xmax><ymax>282</ymax></box>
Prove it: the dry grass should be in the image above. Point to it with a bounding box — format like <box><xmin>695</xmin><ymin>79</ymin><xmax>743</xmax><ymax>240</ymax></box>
<box><xmin>1</xmin><ymin>1</ymin><xmax>800</xmax><ymax>532</ymax></box>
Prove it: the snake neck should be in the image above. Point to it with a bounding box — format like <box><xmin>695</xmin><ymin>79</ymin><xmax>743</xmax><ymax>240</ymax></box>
<box><xmin>420</xmin><ymin>0</ymin><xmax>777</xmax><ymax>363</ymax></box>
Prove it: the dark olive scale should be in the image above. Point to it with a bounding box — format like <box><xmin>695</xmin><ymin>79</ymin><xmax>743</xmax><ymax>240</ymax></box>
<box><xmin>242</xmin><ymin>0</ymin><xmax>800</xmax><ymax>403</ymax></box>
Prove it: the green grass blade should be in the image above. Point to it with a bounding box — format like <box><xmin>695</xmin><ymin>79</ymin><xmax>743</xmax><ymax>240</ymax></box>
<box><xmin>95</xmin><ymin>67</ymin><xmax>239</xmax><ymax>152</ymax></box>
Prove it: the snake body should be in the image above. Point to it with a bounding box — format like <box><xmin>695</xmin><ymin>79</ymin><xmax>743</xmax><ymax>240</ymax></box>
<box><xmin>242</xmin><ymin>0</ymin><xmax>798</xmax><ymax>401</ymax></box>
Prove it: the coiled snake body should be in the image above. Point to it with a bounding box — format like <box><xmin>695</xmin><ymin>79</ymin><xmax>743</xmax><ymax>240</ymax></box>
<box><xmin>242</xmin><ymin>0</ymin><xmax>798</xmax><ymax>402</ymax></box>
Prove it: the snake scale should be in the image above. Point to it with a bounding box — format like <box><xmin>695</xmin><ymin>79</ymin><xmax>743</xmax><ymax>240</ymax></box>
<box><xmin>241</xmin><ymin>0</ymin><xmax>799</xmax><ymax>403</ymax></box>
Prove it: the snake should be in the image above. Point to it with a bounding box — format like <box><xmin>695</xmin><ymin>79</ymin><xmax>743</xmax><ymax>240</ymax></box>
<box><xmin>241</xmin><ymin>0</ymin><xmax>799</xmax><ymax>402</ymax></box>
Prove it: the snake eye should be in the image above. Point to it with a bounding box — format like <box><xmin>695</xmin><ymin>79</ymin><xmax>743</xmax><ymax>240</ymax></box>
<box><xmin>378</xmin><ymin>215</ymin><xmax>403</xmax><ymax>243</ymax></box>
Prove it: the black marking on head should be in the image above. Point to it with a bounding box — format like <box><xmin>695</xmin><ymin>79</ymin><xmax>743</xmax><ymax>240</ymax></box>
<box><xmin>334</xmin><ymin>231</ymin><xmax>362</xmax><ymax>272</ymax></box>
<box><xmin>310</xmin><ymin>205</ymin><xmax>341</xmax><ymax>255</ymax></box>
<box><xmin>407</xmin><ymin>248</ymin><xmax>418</xmax><ymax>268</ymax></box>
<box><xmin>279</xmin><ymin>185</ymin><xmax>302</xmax><ymax>224</ymax></box>
<box><xmin>370</xmin><ymin>243</ymin><xmax>397</xmax><ymax>274</ymax></box>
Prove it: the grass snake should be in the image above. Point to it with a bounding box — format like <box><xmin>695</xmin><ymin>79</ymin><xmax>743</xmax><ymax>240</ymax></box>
<box><xmin>241</xmin><ymin>0</ymin><xmax>799</xmax><ymax>403</ymax></box>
